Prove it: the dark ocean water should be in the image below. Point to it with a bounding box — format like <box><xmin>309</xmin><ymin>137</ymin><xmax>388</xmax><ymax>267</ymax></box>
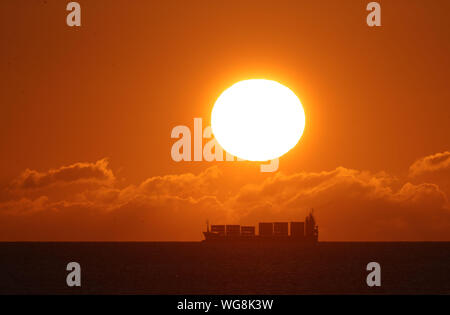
<box><xmin>0</xmin><ymin>242</ymin><xmax>449</xmax><ymax>294</ymax></box>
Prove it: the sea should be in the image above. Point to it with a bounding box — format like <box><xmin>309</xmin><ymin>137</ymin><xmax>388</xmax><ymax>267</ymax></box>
<box><xmin>0</xmin><ymin>242</ymin><xmax>449</xmax><ymax>294</ymax></box>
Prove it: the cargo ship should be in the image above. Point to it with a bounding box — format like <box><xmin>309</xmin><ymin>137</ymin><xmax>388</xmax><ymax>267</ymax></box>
<box><xmin>203</xmin><ymin>210</ymin><xmax>319</xmax><ymax>243</ymax></box>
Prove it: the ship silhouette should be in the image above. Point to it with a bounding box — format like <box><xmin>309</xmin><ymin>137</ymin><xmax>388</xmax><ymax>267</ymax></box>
<box><xmin>203</xmin><ymin>209</ymin><xmax>319</xmax><ymax>243</ymax></box>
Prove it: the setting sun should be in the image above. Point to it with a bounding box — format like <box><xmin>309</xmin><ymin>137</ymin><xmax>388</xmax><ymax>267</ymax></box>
<box><xmin>211</xmin><ymin>79</ymin><xmax>306</xmax><ymax>161</ymax></box>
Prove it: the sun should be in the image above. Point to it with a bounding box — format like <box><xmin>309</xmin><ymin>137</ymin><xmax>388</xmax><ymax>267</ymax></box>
<box><xmin>211</xmin><ymin>79</ymin><xmax>306</xmax><ymax>161</ymax></box>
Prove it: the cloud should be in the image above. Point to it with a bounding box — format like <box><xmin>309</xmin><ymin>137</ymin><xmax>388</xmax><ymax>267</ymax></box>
<box><xmin>138</xmin><ymin>166</ymin><xmax>222</xmax><ymax>199</ymax></box>
<box><xmin>408</xmin><ymin>151</ymin><xmax>450</xmax><ymax>197</ymax></box>
<box><xmin>229</xmin><ymin>167</ymin><xmax>449</xmax><ymax>241</ymax></box>
<box><xmin>0</xmin><ymin>154</ymin><xmax>450</xmax><ymax>241</ymax></box>
<box><xmin>409</xmin><ymin>151</ymin><xmax>450</xmax><ymax>177</ymax></box>
<box><xmin>11</xmin><ymin>159</ymin><xmax>115</xmax><ymax>190</ymax></box>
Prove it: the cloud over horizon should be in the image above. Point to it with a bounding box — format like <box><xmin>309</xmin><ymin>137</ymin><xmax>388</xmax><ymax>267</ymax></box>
<box><xmin>0</xmin><ymin>152</ymin><xmax>449</xmax><ymax>241</ymax></box>
<box><xmin>11</xmin><ymin>159</ymin><xmax>115</xmax><ymax>190</ymax></box>
<box><xmin>409</xmin><ymin>151</ymin><xmax>450</xmax><ymax>177</ymax></box>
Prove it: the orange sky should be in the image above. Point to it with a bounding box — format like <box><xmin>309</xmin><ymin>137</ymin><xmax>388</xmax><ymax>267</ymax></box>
<box><xmin>0</xmin><ymin>0</ymin><xmax>449</xmax><ymax>241</ymax></box>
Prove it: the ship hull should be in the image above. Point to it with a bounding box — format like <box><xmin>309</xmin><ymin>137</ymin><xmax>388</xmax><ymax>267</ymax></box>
<box><xmin>202</xmin><ymin>232</ymin><xmax>318</xmax><ymax>244</ymax></box>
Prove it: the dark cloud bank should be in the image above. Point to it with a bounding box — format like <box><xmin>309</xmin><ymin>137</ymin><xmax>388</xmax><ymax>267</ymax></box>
<box><xmin>1</xmin><ymin>153</ymin><xmax>449</xmax><ymax>241</ymax></box>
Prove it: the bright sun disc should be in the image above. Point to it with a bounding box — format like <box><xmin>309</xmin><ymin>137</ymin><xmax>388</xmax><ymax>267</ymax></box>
<box><xmin>211</xmin><ymin>79</ymin><xmax>305</xmax><ymax>161</ymax></box>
